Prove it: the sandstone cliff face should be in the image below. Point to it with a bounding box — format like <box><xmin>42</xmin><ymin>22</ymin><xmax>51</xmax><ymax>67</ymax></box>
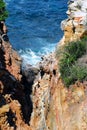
<box><xmin>0</xmin><ymin>0</ymin><xmax>87</xmax><ymax>130</ymax></box>
<box><xmin>1</xmin><ymin>39</ymin><xmax>22</xmax><ymax>81</ymax></box>
<box><xmin>29</xmin><ymin>0</ymin><xmax>87</xmax><ymax>129</ymax></box>
<box><xmin>61</xmin><ymin>0</ymin><xmax>87</xmax><ymax>44</ymax></box>
<box><xmin>30</xmin><ymin>54</ymin><xmax>87</xmax><ymax>130</ymax></box>
<box><xmin>0</xmin><ymin>27</ymin><xmax>32</xmax><ymax>129</ymax></box>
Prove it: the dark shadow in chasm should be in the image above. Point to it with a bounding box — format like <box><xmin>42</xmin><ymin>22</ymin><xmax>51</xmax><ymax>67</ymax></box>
<box><xmin>0</xmin><ymin>40</ymin><xmax>33</xmax><ymax>125</ymax></box>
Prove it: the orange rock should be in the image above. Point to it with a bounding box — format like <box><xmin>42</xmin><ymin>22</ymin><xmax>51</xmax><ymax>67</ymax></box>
<box><xmin>74</xmin><ymin>17</ymin><xmax>83</xmax><ymax>22</ymax></box>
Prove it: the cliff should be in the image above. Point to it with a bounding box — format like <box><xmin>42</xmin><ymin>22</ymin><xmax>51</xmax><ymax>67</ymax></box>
<box><xmin>30</xmin><ymin>0</ymin><xmax>87</xmax><ymax>129</ymax></box>
<box><xmin>0</xmin><ymin>0</ymin><xmax>87</xmax><ymax>130</ymax></box>
<box><xmin>30</xmin><ymin>53</ymin><xmax>87</xmax><ymax>130</ymax></box>
<box><xmin>0</xmin><ymin>23</ymin><xmax>32</xmax><ymax>129</ymax></box>
<box><xmin>61</xmin><ymin>0</ymin><xmax>87</xmax><ymax>44</ymax></box>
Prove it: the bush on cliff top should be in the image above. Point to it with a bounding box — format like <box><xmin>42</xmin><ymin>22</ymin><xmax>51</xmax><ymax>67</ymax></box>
<box><xmin>0</xmin><ymin>0</ymin><xmax>8</xmax><ymax>21</ymax></box>
<box><xmin>58</xmin><ymin>37</ymin><xmax>87</xmax><ymax>88</ymax></box>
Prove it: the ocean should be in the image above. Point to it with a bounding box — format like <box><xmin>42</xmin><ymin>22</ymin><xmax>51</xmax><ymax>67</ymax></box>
<box><xmin>5</xmin><ymin>0</ymin><xmax>67</xmax><ymax>66</ymax></box>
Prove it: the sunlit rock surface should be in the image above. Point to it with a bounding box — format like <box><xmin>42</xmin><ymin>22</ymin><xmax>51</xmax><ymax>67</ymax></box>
<box><xmin>0</xmin><ymin>0</ymin><xmax>87</xmax><ymax>130</ymax></box>
<box><xmin>61</xmin><ymin>0</ymin><xmax>87</xmax><ymax>44</ymax></box>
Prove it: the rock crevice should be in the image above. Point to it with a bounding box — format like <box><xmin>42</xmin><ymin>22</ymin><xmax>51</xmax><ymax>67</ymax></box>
<box><xmin>0</xmin><ymin>0</ymin><xmax>87</xmax><ymax>129</ymax></box>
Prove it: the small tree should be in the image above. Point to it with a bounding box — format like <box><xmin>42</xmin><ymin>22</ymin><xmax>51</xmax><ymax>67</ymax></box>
<box><xmin>0</xmin><ymin>0</ymin><xmax>8</xmax><ymax>21</ymax></box>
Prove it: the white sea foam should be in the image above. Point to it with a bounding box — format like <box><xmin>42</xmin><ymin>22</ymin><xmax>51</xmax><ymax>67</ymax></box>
<box><xmin>5</xmin><ymin>0</ymin><xmax>66</xmax><ymax>67</ymax></box>
<box><xmin>18</xmin><ymin>43</ymin><xmax>56</xmax><ymax>66</ymax></box>
<box><xmin>19</xmin><ymin>49</ymin><xmax>41</xmax><ymax>66</ymax></box>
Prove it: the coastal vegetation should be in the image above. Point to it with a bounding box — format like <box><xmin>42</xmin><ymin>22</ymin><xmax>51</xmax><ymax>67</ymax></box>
<box><xmin>0</xmin><ymin>0</ymin><xmax>8</xmax><ymax>21</ymax></box>
<box><xmin>57</xmin><ymin>37</ymin><xmax>87</xmax><ymax>87</ymax></box>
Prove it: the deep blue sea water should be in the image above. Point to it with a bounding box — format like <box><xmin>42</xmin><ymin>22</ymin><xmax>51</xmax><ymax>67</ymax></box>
<box><xmin>5</xmin><ymin>0</ymin><xmax>67</xmax><ymax>66</ymax></box>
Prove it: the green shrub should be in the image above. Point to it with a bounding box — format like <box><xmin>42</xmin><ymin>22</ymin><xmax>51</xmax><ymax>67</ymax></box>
<box><xmin>0</xmin><ymin>0</ymin><xmax>8</xmax><ymax>21</ymax></box>
<box><xmin>63</xmin><ymin>64</ymin><xmax>87</xmax><ymax>87</ymax></box>
<box><xmin>58</xmin><ymin>37</ymin><xmax>87</xmax><ymax>88</ymax></box>
<box><xmin>71</xmin><ymin>64</ymin><xmax>87</xmax><ymax>81</ymax></box>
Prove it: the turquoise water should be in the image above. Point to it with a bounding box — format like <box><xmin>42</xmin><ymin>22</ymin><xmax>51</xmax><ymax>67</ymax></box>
<box><xmin>5</xmin><ymin>0</ymin><xmax>67</xmax><ymax>65</ymax></box>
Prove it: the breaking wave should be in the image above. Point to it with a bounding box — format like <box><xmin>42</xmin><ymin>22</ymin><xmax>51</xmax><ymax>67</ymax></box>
<box><xmin>18</xmin><ymin>42</ymin><xmax>55</xmax><ymax>66</ymax></box>
<box><xmin>5</xmin><ymin>0</ymin><xmax>67</xmax><ymax>66</ymax></box>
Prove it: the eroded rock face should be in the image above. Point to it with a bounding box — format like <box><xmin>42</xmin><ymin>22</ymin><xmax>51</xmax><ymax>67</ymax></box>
<box><xmin>0</xmin><ymin>24</ymin><xmax>32</xmax><ymax>129</ymax></box>
<box><xmin>1</xmin><ymin>40</ymin><xmax>22</xmax><ymax>81</ymax></box>
<box><xmin>61</xmin><ymin>0</ymin><xmax>87</xmax><ymax>44</ymax></box>
<box><xmin>0</xmin><ymin>44</ymin><xmax>32</xmax><ymax>129</ymax></box>
<box><xmin>30</xmin><ymin>55</ymin><xmax>87</xmax><ymax>130</ymax></box>
<box><xmin>1</xmin><ymin>0</ymin><xmax>87</xmax><ymax>130</ymax></box>
<box><xmin>29</xmin><ymin>0</ymin><xmax>87</xmax><ymax>130</ymax></box>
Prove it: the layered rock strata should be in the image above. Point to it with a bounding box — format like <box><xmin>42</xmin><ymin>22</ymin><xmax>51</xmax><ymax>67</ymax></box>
<box><xmin>0</xmin><ymin>0</ymin><xmax>87</xmax><ymax>130</ymax></box>
<box><xmin>61</xmin><ymin>0</ymin><xmax>87</xmax><ymax>44</ymax></box>
<box><xmin>30</xmin><ymin>0</ymin><xmax>87</xmax><ymax>129</ymax></box>
<box><xmin>0</xmin><ymin>23</ymin><xmax>32</xmax><ymax>129</ymax></box>
<box><xmin>30</xmin><ymin>54</ymin><xmax>87</xmax><ymax>130</ymax></box>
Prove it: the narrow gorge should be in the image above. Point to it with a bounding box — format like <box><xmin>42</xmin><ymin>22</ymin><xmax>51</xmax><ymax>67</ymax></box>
<box><xmin>0</xmin><ymin>0</ymin><xmax>87</xmax><ymax>130</ymax></box>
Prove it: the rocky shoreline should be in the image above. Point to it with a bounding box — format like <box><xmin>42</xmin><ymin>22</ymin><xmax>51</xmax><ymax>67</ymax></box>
<box><xmin>0</xmin><ymin>0</ymin><xmax>87</xmax><ymax>129</ymax></box>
